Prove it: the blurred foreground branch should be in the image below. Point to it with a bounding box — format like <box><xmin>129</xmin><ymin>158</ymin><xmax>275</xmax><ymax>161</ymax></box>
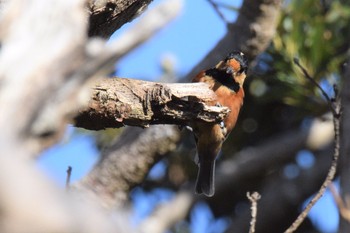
<box><xmin>0</xmin><ymin>0</ymin><xmax>182</xmax><ymax>232</ymax></box>
<box><xmin>0</xmin><ymin>0</ymin><xmax>181</xmax><ymax>153</ymax></box>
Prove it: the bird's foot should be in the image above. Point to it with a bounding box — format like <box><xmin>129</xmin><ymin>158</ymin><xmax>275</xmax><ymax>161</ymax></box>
<box><xmin>219</xmin><ymin>121</ymin><xmax>227</xmax><ymax>138</ymax></box>
<box><xmin>178</xmin><ymin>125</ymin><xmax>193</xmax><ymax>132</ymax></box>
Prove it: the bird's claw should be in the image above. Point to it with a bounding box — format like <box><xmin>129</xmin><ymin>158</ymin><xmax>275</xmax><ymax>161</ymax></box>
<box><xmin>220</xmin><ymin>121</ymin><xmax>224</xmax><ymax>128</ymax></box>
<box><xmin>178</xmin><ymin>125</ymin><xmax>193</xmax><ymax>132</ymax></box>
<box><xmin>219</xmin><ymin>121</ymin><xmax>227</xmax><ymax>138</ymax></box>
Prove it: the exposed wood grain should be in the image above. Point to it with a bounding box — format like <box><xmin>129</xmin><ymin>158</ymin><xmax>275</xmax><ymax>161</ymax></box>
<box><xmin>74</xmin><ymin>78</ymin><xmax>230</xmax><ymax>130</ymax></box>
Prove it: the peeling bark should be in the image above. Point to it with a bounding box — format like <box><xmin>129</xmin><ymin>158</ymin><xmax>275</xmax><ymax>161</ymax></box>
<box><xmin>74</xmin><ymin>78</ymin><xmax>229</xmax><ymax>130</ymax></box>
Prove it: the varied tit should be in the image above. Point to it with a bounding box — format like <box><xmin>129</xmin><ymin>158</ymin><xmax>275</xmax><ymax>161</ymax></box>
<box><xmin>190</xmin><ymin>51</ymin><xmax>248</xmax><ymax>197</ymax></box>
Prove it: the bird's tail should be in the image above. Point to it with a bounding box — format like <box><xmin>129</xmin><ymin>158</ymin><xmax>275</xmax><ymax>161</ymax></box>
<box><xmin>195</xmin><ymin>159</ymin><xmax>215</xmax><ymax>197</ymax></box>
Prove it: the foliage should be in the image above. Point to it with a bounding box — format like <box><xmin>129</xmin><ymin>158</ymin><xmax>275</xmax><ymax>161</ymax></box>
<box><xmin>257</xmin><ymin>0</ymin><xmax>350</xmax><ymax>110</ymax></box>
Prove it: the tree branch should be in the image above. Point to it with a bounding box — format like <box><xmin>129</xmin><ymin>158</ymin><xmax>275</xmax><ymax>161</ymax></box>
<box><xmin>74</xmin><ymin>78</ymin><xmax>229</xmax><ymax>130</ymax></box>
<box><xmin>88</xmin><ymin>0</ymin><xmax>153</xmax><ymax>38</ymax></box>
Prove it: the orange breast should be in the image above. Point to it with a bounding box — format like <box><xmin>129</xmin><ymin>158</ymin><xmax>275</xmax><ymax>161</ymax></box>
<box><xmin>214</xmin><ymin>86</ymin><xmax>244</xmax><ymax>134</ymax></box>
<box><xmin>192</xmin><ymin>72</ymin><xmax>244</xmax><ymax>134</ymax></box>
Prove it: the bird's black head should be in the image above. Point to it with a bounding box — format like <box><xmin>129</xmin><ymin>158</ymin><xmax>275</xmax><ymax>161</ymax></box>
<box><xmin>225</xmin><ymin>51</ymin><xmax>249</xmax><ymax>74</ymax></box>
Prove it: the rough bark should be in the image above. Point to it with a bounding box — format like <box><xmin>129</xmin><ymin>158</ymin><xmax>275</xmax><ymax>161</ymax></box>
<box><xmin>74</xmin><ymin>78</ymin><xmax>229</xmax><ymax>130</ymax></box>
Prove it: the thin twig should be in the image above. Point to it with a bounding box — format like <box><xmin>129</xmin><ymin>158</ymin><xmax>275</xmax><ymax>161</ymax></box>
<box><xmin>66</xmin><ymin>166</ymin><xmax>72</xmax><ymax>191</ymax></box>
<box><xmin>293</xmin><ymin>58</ymin><xmax>337</xmax><ymax>116</ymax></box>
<box><xmin>247</xmin><ymin>192</ymin><xmax>261</xmax><ymax>233</ymax></box>
<box><xmin>330</xmin><ymin>183</ymin><xmax>350</xmax><ymax>222</ymax></box>
<box><xmin>207</xmin><ymin>0</ymin><xmax>230</xmax><ymax>24</ymax></box>
<box><xmin>285</xmin><ymin>59</ymin><xmax>342</xmax><ymax>233</ymax></box>
<box><xmin>212</xmin><ymin>2</ymin><xmax>240</xmax><ymax>11</ymax></box>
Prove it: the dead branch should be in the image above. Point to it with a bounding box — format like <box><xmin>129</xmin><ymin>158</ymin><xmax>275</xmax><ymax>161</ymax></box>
<box><xmin>74</xmin><ymin>78</ymin><xmax>229</xmax><ymax>130</ymax></box>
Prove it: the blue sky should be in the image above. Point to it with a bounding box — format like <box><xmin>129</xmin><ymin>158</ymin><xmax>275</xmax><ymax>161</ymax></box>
<box><xmin>38</xmin><ymin>1</ymin><xmax>339</xmax><ymax>232</ymax></box>
<box><xmin>112</xmin><ymin>0</ymin><xmax>239</xmax><ymax>80</ymax></box>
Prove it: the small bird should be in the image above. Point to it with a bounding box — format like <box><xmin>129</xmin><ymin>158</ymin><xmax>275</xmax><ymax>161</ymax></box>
<box><xmin>190</xmin><ymin>51</ymin><xmax>248</xmax><ymax>197</ymax></box>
